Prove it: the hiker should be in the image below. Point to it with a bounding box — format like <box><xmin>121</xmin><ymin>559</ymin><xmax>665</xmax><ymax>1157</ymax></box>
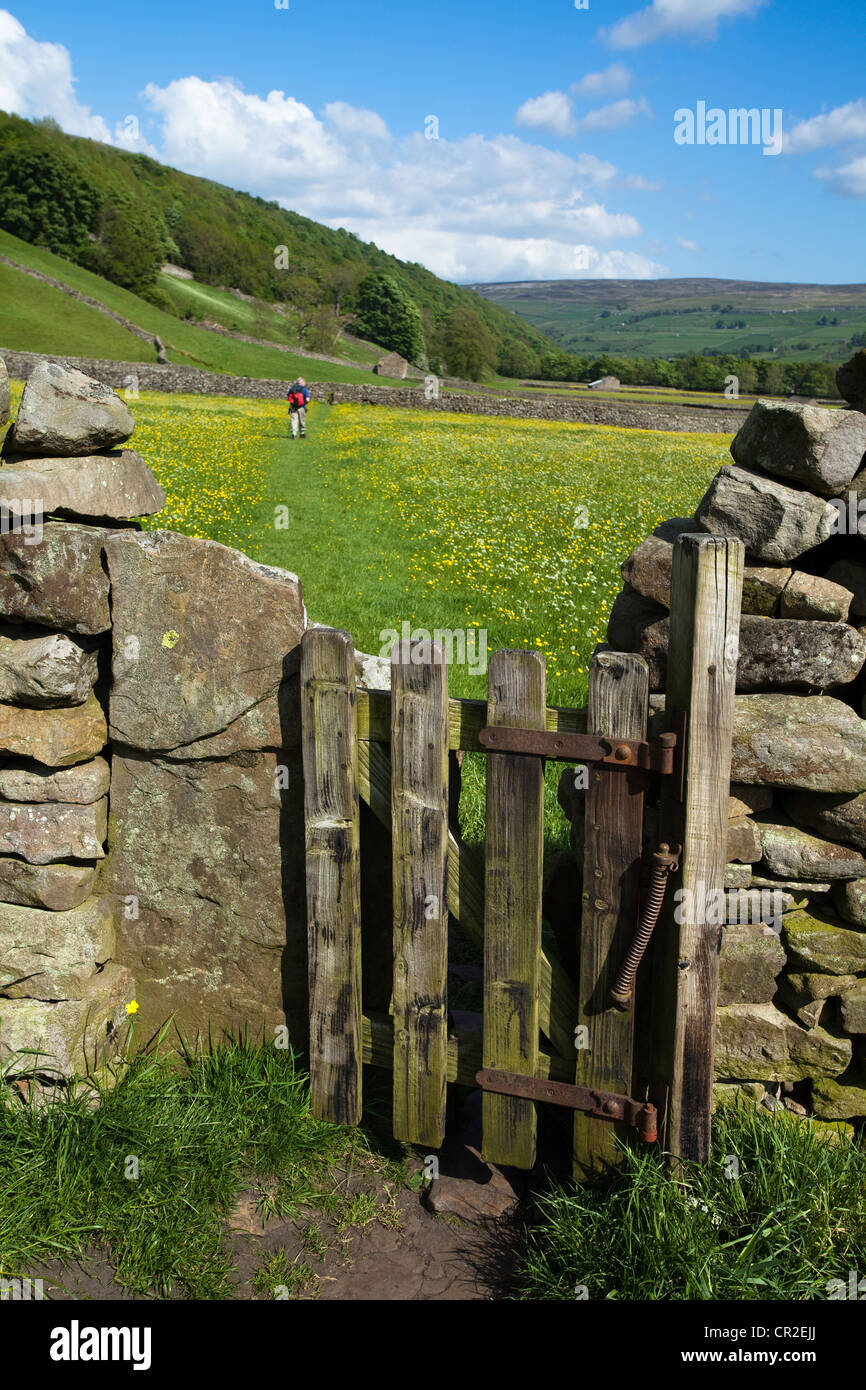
<box><xmin>287</xmin><ymin>378</ymin><xmax>311</xmax><ymax>439</ymax></box>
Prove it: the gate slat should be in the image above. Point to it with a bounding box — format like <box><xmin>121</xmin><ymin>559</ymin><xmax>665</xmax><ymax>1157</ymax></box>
<box><xmin>574</xmin><ymin>651</ymin><xmax>648</xmax><ymax>1181</ymax></box>
<box><xmin>391</xmin><ymin>639</ymin><xmax>450</xmax><ymax>1147</ymax></box>
<box><xmin>300</xmin><ymin>628</ymin><xmax>362</xmax><ymax>1126</ymax></box>
<box><xmin>482</xmin><ymin>649</ymin><xmax>546</xmax><ymax>1169</ymax></box>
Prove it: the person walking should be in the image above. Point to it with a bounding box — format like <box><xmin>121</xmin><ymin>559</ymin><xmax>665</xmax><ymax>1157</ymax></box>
<box><xmin>287</xmin><ymin>378</ymin><xmax>311</xmax><ymax>439</ymax></box>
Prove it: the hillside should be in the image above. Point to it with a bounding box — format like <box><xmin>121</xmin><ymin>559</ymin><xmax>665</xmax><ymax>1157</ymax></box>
<box><xmin>469</xmin><ymin>278</ymin><xmax>866</xmax><ymax>363</ymax></box>
<box><xmin>0</xmin><ymin>229</ymin><xmax>401</xmax><ymax>384</ymax></box>
<box><xmin>0</xmin><ymin>110</ymin><xmax>554</xmax><ymax>378</ymax></box>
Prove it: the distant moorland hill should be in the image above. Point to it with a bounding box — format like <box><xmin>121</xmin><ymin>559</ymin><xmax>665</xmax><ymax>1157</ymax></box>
<box><xmin>469</xmin><ymin>277</ymin><xmax>866</xmax><ymax>365</ymax></box>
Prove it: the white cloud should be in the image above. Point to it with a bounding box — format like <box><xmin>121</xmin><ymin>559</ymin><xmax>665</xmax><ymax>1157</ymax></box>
<box><xmin>514</xmin><ymin>90</ymin><xmax>577</xmax><ymax>137</ymax></box>
<box><xmin>570</xmin><ymin>64</ymin><xmax>631</xmax><ymax>99</ymax></box>
<box><xmin>785</xmin><ymin>99</ymin><xmax>866</xmax><ymax>154</ymax></box>
<box><xmin>625</xmin><ymin>173</ymin><xmax>662</xmax><ymax>190</ymax></box>
<box><xmin>814</xmin><ymin>154</ymin><xmax>866</xmax><ymax>198</ymax></box>
<box><xmin>677</xmin><ymin>235</ymin><xmax>700</xmax><ymax>250</ymax></box>
<box><xmin>579</xmin><ymin>97</ymin><xmax>652</xmax><ymax>132</ymax></box>
<box><xmin>0</xmin><ymin>12</ymin><xmax>666</xmax><ymax>283</ymax></box>
<box><xmin>604</xmin><ymin>0</ymin><xmax>767</xmax><ymax>49</ymax></box>
<box><xmin>0</xmin><ymin>8</ymin><xmax>111</xmax><ymax>139</ymax></box>
<box><xmin>353</xmin><ymin>227</ymin><xmax>666</xmax><ymax>282</ymax></box>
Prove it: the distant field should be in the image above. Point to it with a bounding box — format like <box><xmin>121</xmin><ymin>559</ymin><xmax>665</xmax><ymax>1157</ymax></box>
<box><xmin>472</xmin><ymin>278</ymin><xmax>866</xmax><ymax>363</ymax></box>
<box><xmin>0</xmin><ymin>230</ymin><xmax>399</xmax><ymax>386</ymax></box>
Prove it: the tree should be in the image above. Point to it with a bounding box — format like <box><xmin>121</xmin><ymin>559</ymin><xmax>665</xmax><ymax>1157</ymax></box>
<box><xmin>439</xmin><ymin>308</ymin><xmax>497</xmax><ymax>380</ymax></box>
<box><xmin>0</xmin><ymin>145</ymin><xmax>97</xmax><ymax>259</ymax></box>
<box><xmin>353</xmin><ymin>273</ymin><xmax>425</xmax><ymax>361</ymax></box>
<box><xmin>497</xmin><ymin>340</ymin><xmax>539</xmax><ymax>380</ymax></box>
<box><xmin>82</xmin><ymin>197</ymin><xmax>164</xmax><ymax>296</ymax></box>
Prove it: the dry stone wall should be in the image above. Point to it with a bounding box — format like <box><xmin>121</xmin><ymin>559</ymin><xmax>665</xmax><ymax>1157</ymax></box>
<box><xmin>0</xmin><ymin>358</ymin><xmax>309</xmax><ymax>1082</ymax></box>
<box><xmin>4</xmin><ymin>344</ymin><xmax>866</xmax><ymax>1136</ymax></box>
<box><xmin>580</xmin><ymin>348</ymin><xmax>866</xmax><ymax>1128</ymax></box>
<box><xmin>0</xmin><ymin>349</ymin><xmax>748</xmax><ymax>433</ymax></box>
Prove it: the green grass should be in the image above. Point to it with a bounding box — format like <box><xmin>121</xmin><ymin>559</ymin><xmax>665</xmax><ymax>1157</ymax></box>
<box><xmin>0</xmin><ymin>1035</ymin><xmax>404</xmax><ymax>1299</ymax></box>
<box><xmin>515</xmin><ymin>1105</ymin><xmax>866</xmax><ymax>1300</ymax></box>
<box><xmin>0</xmin><ymin>229</ymin><xmax>399</xmax><ymax>385</ymax></box>
<box><xmin>0</xmin><ymin>261</ymin><xmax>146</xmax><ymax>360</ymax></box>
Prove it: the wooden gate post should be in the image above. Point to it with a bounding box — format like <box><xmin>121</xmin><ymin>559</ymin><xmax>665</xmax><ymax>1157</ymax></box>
<box><xmin>574</xmin><ymin>651</ymin><xmax>649</xmax><ymax>1181</ymax></box>
<box><xmin>391</xmin><ymin>638</ymin><xmax>450</xmax><ymax>1148</ymax></box>
<box><xmin>652</xmin><ymin>534</ymin><xmax>744</xmax><ymax>1165</ymax></box>
<box><xmin>300</xmin><ymin>628</ymin><xmax>363</xmax><ymax>1127</ymax></box>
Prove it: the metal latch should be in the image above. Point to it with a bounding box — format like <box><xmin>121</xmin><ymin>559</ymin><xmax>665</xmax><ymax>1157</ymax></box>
<box><xmin>477</xmin><ymin>727</ymin><xmax>677</xmax><ymax>775</ymax></box>
<box><xmin>475</xmin><ymin>1068</ymin><xmax>658</xmax><ymax>1142</ymax></box>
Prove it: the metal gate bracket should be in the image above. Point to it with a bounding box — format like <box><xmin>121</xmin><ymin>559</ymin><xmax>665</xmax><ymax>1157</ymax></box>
<box><xmin>475</xmin><ymin>1069</ymin><xmax>658</xmax><ymax>1142</ymax></box>
<box><xmin>477</xmin><ymin>726</ymin><xmax>677</xmax><ymax>775</ymax></box>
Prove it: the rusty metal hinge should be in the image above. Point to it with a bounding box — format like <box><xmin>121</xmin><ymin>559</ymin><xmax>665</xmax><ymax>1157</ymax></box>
<box><xmin>475</xmin><ymin>1068</ymin><xmax>658</xmax><ymax>1142</ymax></box>
<box><xmin>478</xmin><ymin>727</ymin><xmax>677</xmax><ymax>774</ymax></box>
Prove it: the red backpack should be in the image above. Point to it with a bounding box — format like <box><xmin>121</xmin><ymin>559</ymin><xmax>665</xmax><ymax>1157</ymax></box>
<box><xmin>288</xmin><ymin>387</ymin><xmax>305</xmax><ymax>409</ymax></box>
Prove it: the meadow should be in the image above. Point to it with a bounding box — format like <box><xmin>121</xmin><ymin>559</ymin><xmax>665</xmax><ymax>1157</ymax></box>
<box><xmin>124</xmin><ymin>387</ymin><xmax>730</xmax><ymax>850</ymax></box>
<box><xmin>124</xmin><ymin>390</ymin><xmax>730</xmax><ymax>710</ymax></box>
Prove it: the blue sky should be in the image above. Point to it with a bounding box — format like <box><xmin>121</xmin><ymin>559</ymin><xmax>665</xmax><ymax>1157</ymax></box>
<box><xmin>1</xmin><ymin>0</ymin><xmax>864</xmax><ymax>284</ymax></box>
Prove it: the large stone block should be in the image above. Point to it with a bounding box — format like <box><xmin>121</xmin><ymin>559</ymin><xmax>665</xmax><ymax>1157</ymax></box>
<box><xmin>832</xmin><ymin>878</ymin><xmax>866</xmax><ymax>927</ymax></box>
<box><xmin>825</xmin><ymin>559</ymin><xmax>866</xmax><ymax>618</ymax></box>
<box><xmin>0</xmin><ymin>451</ymin><xmax>165</xmax><ymax>524</ymax></box>
<box><xmin>98</xmin><ymin>749</ymin><xmax>307</xmax><ymax>1043</ymax></box>
<box><xmin>778</xmin><ymin>972</ymin><xmax>859</xmax><ymax>1028</ymax></box>
<box><xmin>737</xmin><ymin>617</ymin><xmax>866</xmax><ymax>691</ymax></box>
<box><xmin>0</xmin><ymin>523</ymin><xmax>113</xmax><ymax>634</ymax></box>
<box><xmin>730</xmin><ymin>694</ymin><xmax>866</xmax><ymax>791</ymax></box>
<box><xmin>727</xmin><ymin>817</ymin><xmax>762</xmax><ymax>863</ymax></box>
<box><xmin>811</xmin><ymin>1074</ymin><xmax>866</xmax><ymax>1119</ymax></box>
<box><xmin>5</xmin><ymin>361</ymin><xmax>134</xmax><ymax>457</ymax></box>
<box><xmin>782</xmin><ymin>906</ymin><xmax>866</xmax><ymax>975</ymax></box>
<box><xmin>0</xmin><ymin>896</ymin><xmax>116</xmax><ymax>999</ymax></box>
<box><xmin>717</xmin><ymin>924</ymin><xmax>786</xmax><ymax>1005</ymax></box>
<box><xmin>0</xmin><ymin>858</ymin><xmax>95</xmax><ymax>911</ymax></box>
<box><xmin>106</xmin><ymin>531</ymin><xmax>305</xmax><ymax>755</ymax></box>
<box><xmin>784</xmin><ymin>789</ymin><xmax>866</xmax><ymax>854</ymax></box>
<box><xmin>620</xmin><ymin>535</ymin><xmax>673</xmax><ymax>608</ymax></box>
<box><xmin>743</xmin><ymin>565</ymin><xmax>793</xmax><ymax>616</ymax></box>
<box><xmin>0</xmin><ymin>627</ymin><xmax>98</xmax><ymax>707</ymax></box>
<box><xmin>0</xmin><ymin>691</ymin><xmax>107</xmax><ymax>766</ymax></box>
<box><xmin>836</xmin><ymin>350</ymin><xmax>866</xmax><ymax>411</ymax></box>
<box><xmin>840</xmin><ymin>981</ymin><xmax>866</xmax><ymax>1034</ymax></box>
<box><xmin>730</xmin><ymin>399</ymin><xmax>866</xmax><ymax>497</ymax></box>
<box><xmin>695</xmin><ymin>465</ymin><xmax>837</xmax><ymax>562</ymax></box>
<box><xmin>715</xmin><ymin>1001</ymin><xmax>851</xmax><ymax>1081</ymax></box>
<box><xmin>0</xmin><ymin>756</ymin><xmax>109</xmax><ymax>805</ymax></box>
<box><xmin>0</xmin><ymin>797</ymin><xmax>106</xmax><ymax>864</ymax></box>
<box><xmin>0</xmin><ymin>962</ymin><xmax>134</xmax><ymax>1075</ymax></box>
<box><xmin>779</xmin><ymin>571</ymin><xmax>852</xmax><ymax>622</ymax></box>
<box><xmin>0</xmin><ymin>355</ymin><xmax>9</xmax><ymax>428</ymax></box>
<box><xmin>759</xmin><ymin>821</ymin><xmax>866</xmax><ymax>880</ymax></box>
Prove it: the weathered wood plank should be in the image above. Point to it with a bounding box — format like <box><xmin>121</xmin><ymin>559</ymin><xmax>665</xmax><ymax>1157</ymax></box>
<box><xmin>356</xmin><ymin>687</ymin><xmax>586</xmax><ymax>750</ymax></box>
<box><xmin>362</xmin><ymin>1011</ymin><xmax>573</xmax><ymax>1085</ymax></box>
<box><xmin>653</xmin><ymin>534</ymin><xmax>744</xmax><ymax>1165</ymax></box>
<box><xmin>391</xmin><ymin>639</ymin><xmax>450</xmax><ymax>1147</ymax></box>
<box><xmin>300</xmin><ymin>628</ymin><xmax>362</xmax><ymax>1126</ymax></box>
<box><xmin>482</xmin><ymin>650</ymin><xmax>546</xmax><ymax>1169</ymax></box>
<box><xmin>355</xmin><ymin>739</ymin><xmax>578</xmax><ymax>1058</ymax></box>
<box><xmin>573</xmin><ymin>651</ymin><xmax>649</xmax><ymax>1181</ymax></box>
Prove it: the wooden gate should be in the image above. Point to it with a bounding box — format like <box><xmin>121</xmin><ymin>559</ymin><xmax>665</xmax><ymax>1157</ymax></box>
<box><xmin>300</xmin><ymin>534</ymin><xmax>744</xmax><ymax>1176</ymax></box>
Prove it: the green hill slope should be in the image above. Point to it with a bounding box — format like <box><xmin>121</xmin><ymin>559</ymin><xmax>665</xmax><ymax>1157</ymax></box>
<box><xmin>0</xmin><ymin>110</ymin><xmax>553</xmax><ymax>376</ymax></box>
<box><xmin>469</xmin><ymin>278</ymin><xmax>866</xmax><ymax>363</ymax></box>
<box><xmin>0</xmin><ymin>229</ymin><xmax>398</xmax><ymax>384</ymax></box>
